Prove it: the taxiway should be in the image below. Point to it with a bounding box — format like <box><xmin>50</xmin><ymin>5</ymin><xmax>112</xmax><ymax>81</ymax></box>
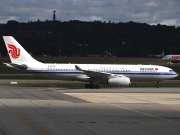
<box><xmin>0</xmin><ymin>86</ymin><xmax>180</xmax><ymax>135</ymax></box>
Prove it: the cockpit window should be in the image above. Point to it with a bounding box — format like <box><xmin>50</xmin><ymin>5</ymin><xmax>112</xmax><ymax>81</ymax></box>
<box><xmin>169</xmin><ymin>70</ymin><xmax>173</xmax><ymax>72</ymax></box>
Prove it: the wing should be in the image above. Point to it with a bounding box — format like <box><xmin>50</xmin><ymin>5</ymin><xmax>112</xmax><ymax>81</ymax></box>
<box><xmin>75</xmin><ymin>65</ymin><xmax>125</xmax><ymax>79</ymax></box>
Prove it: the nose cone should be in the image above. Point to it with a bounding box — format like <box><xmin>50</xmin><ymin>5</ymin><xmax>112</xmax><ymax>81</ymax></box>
<box><xmin>171</xmin><ymin>72</ymin><xmax>178</xmax><ymax>79</ymax></box>
<box><xmin>175</xmin><ymin>72</ymin><xmax>179</xmax><ymax>77</ymax></box>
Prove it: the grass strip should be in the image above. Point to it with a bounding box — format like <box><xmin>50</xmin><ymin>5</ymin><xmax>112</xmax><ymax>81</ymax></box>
<box><xmin>6</xmin><ymin>82</ymin><xmax>180</xmax><ymax>88</ymax></box>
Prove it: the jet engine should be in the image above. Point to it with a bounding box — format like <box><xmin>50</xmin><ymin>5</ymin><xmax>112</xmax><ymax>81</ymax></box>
<box><xmin>108</xmin><ymin>76</ymin><xmax>131</xmax><ymax>86</ymax></box>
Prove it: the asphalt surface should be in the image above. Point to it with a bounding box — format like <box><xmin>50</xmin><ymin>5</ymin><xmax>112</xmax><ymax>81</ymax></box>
<box><xmin>0</xmin><ymin>86</ymin><xmax>180</xmax><ymax>135</ymax></box>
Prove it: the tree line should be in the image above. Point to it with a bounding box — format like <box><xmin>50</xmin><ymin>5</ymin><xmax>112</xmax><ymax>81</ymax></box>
<box><xmin>0</xmin><ymin>20</ymin><xmax>180</xmax><ymax>57</ymax></box>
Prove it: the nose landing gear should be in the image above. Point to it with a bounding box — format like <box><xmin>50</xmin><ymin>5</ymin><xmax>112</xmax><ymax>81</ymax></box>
<box><xmin>156</xmin><ymin>81</ymin><xmax>160</xmax><ymax>88</ymax></box>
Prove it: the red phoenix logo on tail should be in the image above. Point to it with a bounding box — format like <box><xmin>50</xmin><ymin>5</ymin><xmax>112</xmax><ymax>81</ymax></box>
<box><xmin>8</xmin><ymin>44</ymin><xmax>20</xmax><ymax>59</ymax></box>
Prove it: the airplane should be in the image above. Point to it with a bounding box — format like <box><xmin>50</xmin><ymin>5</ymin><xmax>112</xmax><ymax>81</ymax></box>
<box><xmin>148</xmin><ymin>51</ymin><xmax>164</xmax><ymax>58</ymax></box>
<box><xmin>162</xmin><ymin>55</ymin><xmax>180</xmax><ymax>64</ymax></box>
<box><xmin>3</xmin><ymin>36</ymin><xmax>178</xmax><ymax>88</ymax></box>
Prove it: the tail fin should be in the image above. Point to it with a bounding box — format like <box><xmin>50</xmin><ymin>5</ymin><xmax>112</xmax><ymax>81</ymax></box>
<box><xmin>162</xmin><ymin>51</ymin><xmax>164</xmax><ymax>57</ymax></box>
<box><xmin>3</xmin><ymin>36</ymin><xmax>41</xmax><ymax>64</ymax></box>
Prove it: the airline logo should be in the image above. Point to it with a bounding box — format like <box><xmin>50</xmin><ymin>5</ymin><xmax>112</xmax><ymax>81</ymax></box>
<box><xmin>172</xmin><ymin>56</ymin><xmax>180</xmax><ymax>59</ymax></box>
<box><xmin>8</xmin><ymin>44</ymin><xmax>20</xmax><ymax>59</ymax></box>
<box><xmin>140</xmin><ymin>68</ymin><xmax>158</xmax><ymax>71</ymax></box>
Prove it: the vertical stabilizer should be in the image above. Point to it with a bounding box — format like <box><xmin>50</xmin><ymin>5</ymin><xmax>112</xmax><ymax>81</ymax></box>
<box><xmin>162</xmin><ymin>51</ymin><xmax>164</xmax><ymax>57</ymax></box>
<box><xmin>3</xmin><ymin>36</ymin><xmax>41</xmax><ymax>64</ymax></box>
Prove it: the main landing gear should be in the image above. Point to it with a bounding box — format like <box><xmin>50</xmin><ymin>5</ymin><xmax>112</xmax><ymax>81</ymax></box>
<box><xmin>156</xmin><ymin>81</ymin><xmax>160</xmax><ymax>88</ymax></box>
<box><xmin>84</xmin><ymin>83</ymin><xmax>100</xmax><ymax>89</ymax></box>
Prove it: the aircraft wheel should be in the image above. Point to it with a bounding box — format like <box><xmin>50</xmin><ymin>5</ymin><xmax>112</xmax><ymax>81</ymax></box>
<box><xmin>156</xmin><ymin>85</ymin><xmax>160</xmax><ymax>88</ymax></box>
<box><xmin>85</xmin><ymin>83</ymin><xmax>100</xmax><ymax>89</ymax></box>
<box><xmin>94</xmin><ymin>84</ymin><xmax>100</xmax><ymax>89</ymax></box>
<box><xmin>156</xmin><ymin>82</ymin><xmax>160</xmax><ymax>88</ymax></box>
<box><xmin>90</xmin><ymin>84</ymin><xmax>95</xmax><ymax>89</ymax></box>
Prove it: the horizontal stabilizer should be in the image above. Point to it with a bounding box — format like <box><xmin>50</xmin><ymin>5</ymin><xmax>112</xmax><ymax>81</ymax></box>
<box><xmin>3</xmin><ymin>63</ymin><xmax>28</xmax><ymax>70</ymax></box>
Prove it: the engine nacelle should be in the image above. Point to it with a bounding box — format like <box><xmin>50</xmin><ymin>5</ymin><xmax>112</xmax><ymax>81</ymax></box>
<box><xmin>108</xmin><ymin>76</ymin><xmax>131</xmax><ymax>86</ymax></box>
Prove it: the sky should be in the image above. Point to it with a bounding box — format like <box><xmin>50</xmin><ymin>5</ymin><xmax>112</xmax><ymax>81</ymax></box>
<box><xmin>0</xmin><ymin>0</ymin><xmax>180</xmax><ymax>26</ymax></box>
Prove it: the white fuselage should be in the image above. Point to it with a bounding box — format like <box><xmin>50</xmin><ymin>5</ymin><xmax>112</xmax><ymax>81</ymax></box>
<box><xmin>162</xmin><ymin>55</ymin><xmax>180</xmax><ymax>62</ymax></box>
<box><xmin>3</xmin><ymin>36</ymin><xmax>178</xmax><ymax>88</ymax></box>
<box><xmin>26</xmin><ymin>63</ymin><xmax>178</xmax><ymax>83</ymax></box>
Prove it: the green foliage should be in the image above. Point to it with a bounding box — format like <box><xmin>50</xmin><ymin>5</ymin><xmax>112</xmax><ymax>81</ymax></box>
<box><xmin>8</xmin><ymin>82</ymin><xmax>180</xmax><ymax>88</ymax></box>
<box><xmin>1</xmin><ymin>21</ymin><xmax>180</xmax><ymax>57</ymax></box>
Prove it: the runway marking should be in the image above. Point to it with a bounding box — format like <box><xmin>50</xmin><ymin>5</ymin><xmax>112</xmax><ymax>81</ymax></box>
<box><xmin>7</xmin><ymin>108</ymin><xmax>49</xmax><ymax>135</ymax></box>
<box><xmin>0</xmin><ymin>100</ymin><xmax>49</xmax><ymax>135</ymax></box>
<box><xmin>107</xmin><ymin>103</ymin><xmax>180</xmax><ymax>125</ymax></box>
<box><xmin>65</xmin><ymin>93</ymin><xmax>180</xmax><ymax>125</ymax></box>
